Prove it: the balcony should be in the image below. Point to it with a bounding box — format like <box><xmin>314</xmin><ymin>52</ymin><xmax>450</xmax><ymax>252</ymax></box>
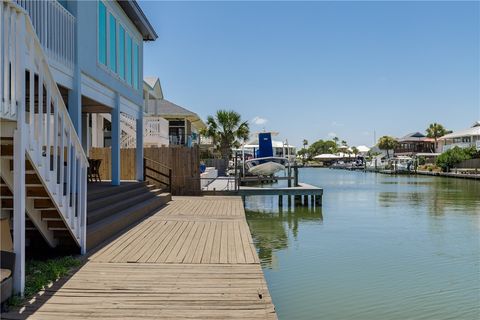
<box><xmin>442</xmin><ymin>142</ymin><xmax>474</xmax><ymax>152</ymax></box>
<box><xmin>15</xmin><ymin>0</ymin><xmax>75</xmax><ymax>72</ymax></box>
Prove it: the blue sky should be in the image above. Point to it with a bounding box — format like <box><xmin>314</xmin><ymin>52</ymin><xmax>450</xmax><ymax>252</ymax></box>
<box><xmin>140</xmin><ymin>1</ymin><xmax>480</xmax><ymax>147</ymax></box>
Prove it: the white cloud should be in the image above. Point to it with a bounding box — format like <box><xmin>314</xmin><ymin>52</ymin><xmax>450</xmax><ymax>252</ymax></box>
<box><xmin>327</xmin><ymin>132</ymin><xmax>337</xmax><ymax>138</ymax></box>
<box><xmin>252</xmin><ymin>116</ymin><xmax>268</xmax><ymax>125</ymax></box>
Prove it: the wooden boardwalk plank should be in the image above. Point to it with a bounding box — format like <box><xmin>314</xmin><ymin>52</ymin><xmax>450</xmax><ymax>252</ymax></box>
<box><xmin>3</xmin><ymin>196</ymin><xmax>276</xmax><ymax>320</ymax></box>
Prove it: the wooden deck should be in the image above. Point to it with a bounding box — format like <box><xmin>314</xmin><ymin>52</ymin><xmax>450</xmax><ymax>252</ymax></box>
<box><xmin>3</xmin><ymin>197</ymin><xmax>276</xmax><ymax>320</ymax></box>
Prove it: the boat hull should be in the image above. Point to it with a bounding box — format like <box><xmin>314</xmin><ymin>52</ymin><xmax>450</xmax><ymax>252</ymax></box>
<box><xmin>245</xmin><ymin>157</ymin><xmax>289</xmax><ymax>176</ymax></box>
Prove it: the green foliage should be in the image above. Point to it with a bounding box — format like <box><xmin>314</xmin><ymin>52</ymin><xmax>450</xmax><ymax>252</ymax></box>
<box><xmin>378</xmin><ymin>136</ymin><xmax>398</xmax><ymax>158</ymax></box>
<box><xmin>351</xmin><ymin>146</ymin><xmax>359</xmax><ymax>156</ymax></box>
<box><xmin>435</xmin><ymin>146</ymin><xmax>477</xmax><ymax>172</ymax></box>
<box><xmin>417</xmin><ymin>156</ymin><xmax>426</xmax><ymax>165</ymax></box>
<box><xmin>426</xmin><ymin>123</ymin><xmax>450</xmax><ymax>140</ymax></box>
<box><xmin>308</xmin><ymin>139</ymin><xmax>338</xmax><ymax>158</ymax></box>
<box><xmin>8</xmin><ymin>256</ymin><xmax>81</xmax><ymax>307</ymax></box>
<box><xmin>202</xmin><ymin>110</ymin><xmax>250</xmax><ymax>160</ymax></box>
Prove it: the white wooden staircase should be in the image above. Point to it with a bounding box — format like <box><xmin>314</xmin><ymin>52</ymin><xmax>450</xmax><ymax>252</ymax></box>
<box><xmin>102</xmin><ymin>113</ymin><xmax>168</xmax><ymax>148</ymax></box>
<box><xmin>0</xmin><ymin>2</ymin><xmax>87</xmax><ymax>252</ymax></box>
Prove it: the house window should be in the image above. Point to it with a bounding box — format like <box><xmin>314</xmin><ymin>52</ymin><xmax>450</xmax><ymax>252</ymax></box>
<box><xmin>109</xmin><ymin>14</ymin><xmax>116</xmax><ymax>72</ymax></box>
<box><xmin>133</xmin><ymin>43</ymin><xmax>139</xmax><ymax>90</ymax></box>
<box><xmin>126</xmin><ymin>35</ymin><xmax>132</xmax><ymax>86</ymax></box>
<box><xmin>98</xmin><ymin>1</ymin><xmax>107</xmax><ymax>65</ymax></box>
<box><xmin>118</xmin><ymin>26</ymin><xmax>125</xmax><ymax>79</ymax></box>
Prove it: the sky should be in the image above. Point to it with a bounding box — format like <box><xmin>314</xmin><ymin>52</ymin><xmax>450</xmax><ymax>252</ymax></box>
<box><xmin>140</xmin><ymin>1</ymin><xmax>480</xmax><ymax>147</ymax></box>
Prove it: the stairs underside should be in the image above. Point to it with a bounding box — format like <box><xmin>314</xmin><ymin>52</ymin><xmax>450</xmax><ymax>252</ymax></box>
<box><xmin>0</xmin><ymin>141</ymin><xmax>76</xmax><ymax>249</ymax></box>
<box><xmin>86</xmin><ymin>182</ymin><xmax>171</xmax><ymax>251</ymax></box>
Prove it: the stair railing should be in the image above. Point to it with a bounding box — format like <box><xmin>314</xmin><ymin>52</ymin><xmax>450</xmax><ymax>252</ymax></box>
<box><xmin>143</xmin><ymin>157</ymin><xmax>172</xmax><ymax>193</ymax></box>
<box><xmin>1</xmin><ymin>2</ymin><xmax>88</xmax><ymax>252</ymax></box>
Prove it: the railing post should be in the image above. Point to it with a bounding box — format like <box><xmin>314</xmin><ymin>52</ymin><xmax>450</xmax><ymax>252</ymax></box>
<box><xmin>13</xmin><ymin>10</ymin><xmax>26</xmax><ymax>296</ymax></box>
<box><xmin>143</xmin><ymin>158</ymin><xmax>146</xmax><ymax>181</ymax></box>
<box><xmin>169</xmin><ymin>168</ymin><xmax>172</xmax><ymax>194</ymax></box>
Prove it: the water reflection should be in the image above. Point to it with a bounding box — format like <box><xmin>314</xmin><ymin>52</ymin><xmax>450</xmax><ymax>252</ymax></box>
<box><xmin>247</xmin><ymin>168</ymin><xmax>480</xmax><ymax>320</ymax></box>
<box><xmin>377</xmin><ymin>176</ymin><xmax>480</xmax><ymax>216</ymax></box>
<box><xmin>246</xmin><ymin>200</ymin><xmax>323</xmax><ymax>268</ymax></box>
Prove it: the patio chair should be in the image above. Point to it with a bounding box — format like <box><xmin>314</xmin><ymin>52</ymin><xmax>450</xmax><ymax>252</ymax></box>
<box><xmin>1</xmin><ymin>250</ymin><xmax>15</xmax><ymax>306</ymax></box>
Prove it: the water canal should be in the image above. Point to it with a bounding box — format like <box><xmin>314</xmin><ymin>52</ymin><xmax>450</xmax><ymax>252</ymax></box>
<box><xmin>245</xmin><ymin>168</ymin><xmax>479</xmax><ymax>320</ymax></box>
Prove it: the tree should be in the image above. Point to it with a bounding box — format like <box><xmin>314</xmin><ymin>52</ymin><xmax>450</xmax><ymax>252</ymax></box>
<box><xmin>378</xmin><ymin>136</ymin><xmax>398</xmax><ymax>158</ymax></box>
<box><xmin>351</xmin><ymin>146</ymin><xmax>359</xmax><ymax>157</ymax></box>
<box><xmin>202</xmin><ymin>110</ymin><xmax>250</xmax><ymax>163</ymax></box>
<box><xmin>308</xmin><ymin>139</ymin><xmax>338</xmax><ymax>156</ymax></box>
<box><xmin>341</xmin><ymin>140</ymin><xmax>347</xmax><ymax>146</ymax></box>
<box><xmin>333</xmin><ymin>136</ymin><xmax>339</xmax><ymax>146</ymax></box>
<box><xmin>436</xmin><ymin>146</ymin><xmax>476</xmax><ymax>172</ymax></box>
<box><xmin>426</xmin><ymin>123</ymin><xmax>449</xmax><ymax>151</ymax></box>
<box><xmin>302</xmin><ymin>139</ymin><xmax>308</xmax><ymax>162</ymax></box>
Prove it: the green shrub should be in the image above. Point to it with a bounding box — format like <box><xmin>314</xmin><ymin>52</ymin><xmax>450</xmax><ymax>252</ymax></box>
<box><xmin>436</xmin><ymin>146</ymin><xmax>476</xmax><ymax>172</ymax></box>
<box><xmin>8</xmin><ymin>256</ymin><xmax>82</xmax><ymax>307</ymax></box>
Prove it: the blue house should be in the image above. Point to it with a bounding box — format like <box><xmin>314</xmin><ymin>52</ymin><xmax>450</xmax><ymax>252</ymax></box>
<box><xmin>0</xmin><ymin>0</ymin><xmax>159</xmax><ymax>296</ymax></box>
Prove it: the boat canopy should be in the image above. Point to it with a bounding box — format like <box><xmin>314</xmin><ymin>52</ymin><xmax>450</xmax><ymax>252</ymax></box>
<box><xmin>314</xmin><ymin>154</ymin><xmax>342</xmax><ymax>160</ymax></box>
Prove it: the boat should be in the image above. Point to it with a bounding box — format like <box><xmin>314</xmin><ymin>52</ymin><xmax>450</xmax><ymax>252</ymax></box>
<box><xmin>391</xmin><ymin>156</ymin><xmax>414</xmax><ymax>173</ymax></box>
<box><xmin>244</xmin><ymin>132</ymin><xmax>290</xmax><ymax>176</ymax></box>
<box><xmin>246</xmin><ymin>157</ymin><xmax>289</xmax><ymax>176</ymax></box>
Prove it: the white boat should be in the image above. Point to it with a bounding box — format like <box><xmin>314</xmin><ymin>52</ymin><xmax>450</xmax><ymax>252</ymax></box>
<box><xmin>366</xmin><ymin>158</ymin><xmax>388</xmax><ymax>171</ymax></box>
<box><xmin>245</xmin><ymin>157</ymin><xmax>289</xmax><ymax>176</ymax></box>
<box><xmin>391</xmin><ymin>156</ymin><xmax>414</xmax><ymax>173</ymax></box>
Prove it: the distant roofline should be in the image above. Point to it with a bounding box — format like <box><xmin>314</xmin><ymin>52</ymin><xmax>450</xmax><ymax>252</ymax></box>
<box><xmin>117</xmin><ymin>1</ymin><xmax>158</xmax><ymax>41</ymax></box>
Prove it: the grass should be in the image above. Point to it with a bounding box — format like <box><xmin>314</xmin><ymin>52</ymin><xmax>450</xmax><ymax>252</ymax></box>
<box><xmin>7</xmin><ymin>256</ymin><xmax>82</xmax><ymax>308</ymax></box>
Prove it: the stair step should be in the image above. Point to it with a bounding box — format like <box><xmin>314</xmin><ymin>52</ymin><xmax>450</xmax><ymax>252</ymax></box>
<box><xmin>41</xmin><ymin>210</ymin><xmax>62</xmax><ymax>221</ymax></box>
<box><xmin>27</xmin><ymin>186</ymin><xmax>49</xmax><ymax>197</ymax></box>
<box><xmin>9</xmin><ymin>160</ymin><xmax>34</xmax><ymax>171</ymax></box>
<box><xmin>0</xmin><ymin>144</ymin><xmax>13</xmax><ymax>157</ymax></box>
<box><xmin>26</xmin><ymin>174</ymin><xmax>42</xmax><ymax>185</ymax></box>
<box><xmin>87</xmin><ymin>191</ymin><xmax>158</xmax><ymax>225</ymax></box>
<box><xmin>34</xmin><ymin>198</ymin><xmax>54</xmax><ymax>209</ymax></box>
<box><xmin>1</xmin><ymin>199</ymin><xmax>13</xmax><ymax>209</ymax></box>
<box><xmin>47</xmin><ymin>220</ymin><xmax>67</xmax><ymax>230</ymax></box>
<box><xmin>86</xmin><ymin>193</ymin><xmax>171</xmax><ymax>251</ymax></box>
<box><xmin>87</xmin><ymin>181</ymin><xmax>149</xmax><ymax>202</ymax></box>
<box><xmin>0</xmin><ymin>186</ymin><xmax>12</xmax><ymax>196</ymax></box>
<box><xmin>0</xmin><ymin>137</ymin><xmax>13</xmax><ymax>143</ymax></box>
<box><xmin>87</xmin><ymin>185</ymin><xmax>161</xmax><ymax>212</ymax></box>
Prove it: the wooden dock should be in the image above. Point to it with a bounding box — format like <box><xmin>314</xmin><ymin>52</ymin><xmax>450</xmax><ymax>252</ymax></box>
<box><xmin>3</xmin><ymin>197</ymin><xmax>277</xmax><ymax>320</ymax></box>
<box><xmin>203</xmin><ymin>179</ymin><xmax>323</xmax><ymax>206</ymax></box>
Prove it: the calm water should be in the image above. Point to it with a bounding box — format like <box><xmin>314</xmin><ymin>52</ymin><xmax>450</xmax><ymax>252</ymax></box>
<box><xmin>245</xmin><ymin>168</ymin><xmax>480</xmax><ymax>320</ymax></box>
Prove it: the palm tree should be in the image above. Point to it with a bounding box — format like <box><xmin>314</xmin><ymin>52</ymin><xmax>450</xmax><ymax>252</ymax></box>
<box><xmin>426</xmin><ymin>123</ymin><xmax>449</xmax><ymax>152</ymax></box>
<box><xmin>302</xmin><ymin>139</ymin><xmax>308</xmax><ymax>162</ymax></box>
<box><xmin>333</xmin><ymin>136</ymin><xmax>339</xmax><ymax>146</ymax></box>
<box><xmin>303</xmin><ymin>139</ymin><xmax>308</xmax><ymax>149</ymax></box>
<box><xmin>202</xmin><ymin>110</ymin><xmax>250</xmax><ymax>163</ymax></box>
<box><xmin>341</xmin><ymin>140</ymin><xmax>347</xmax><ymax>146</ymax></box>
<box><xmin>351</xmin><ymin>146</ymin><xmax>359</xmax><ymax>157</ymax></box>
<box><xmin>378</xmin><ymin>136</ymin><xmax>398</xmax><ymax>158</ymax></box>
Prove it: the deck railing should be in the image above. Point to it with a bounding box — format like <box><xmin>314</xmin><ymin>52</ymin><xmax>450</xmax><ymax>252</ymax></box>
<box><xmin>143</xmin><ymin>157</ymin><xmax>172</xmax><ymax>193</ymax></box>
<box><xmin>14</xmin><ymin>0</ymin><xmax>75</xmax><ymax>70</ymax></box>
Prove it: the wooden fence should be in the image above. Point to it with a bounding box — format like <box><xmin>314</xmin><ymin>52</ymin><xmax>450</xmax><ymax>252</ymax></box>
<box><xmin>454</xmin><ymin>158</ymin><xmax>480</xmax><ymax>169</ymax></box>
<box><xmin>90</xmin><ymin>146</ymin><xmax>200</xmax><ymax>195</ymax></box>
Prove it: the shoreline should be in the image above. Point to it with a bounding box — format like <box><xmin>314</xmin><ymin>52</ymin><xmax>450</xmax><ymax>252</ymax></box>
<box><xmin>299</xmin><ymin>165</ymin><xmax>480</xmax><ymax>180</ymax></box>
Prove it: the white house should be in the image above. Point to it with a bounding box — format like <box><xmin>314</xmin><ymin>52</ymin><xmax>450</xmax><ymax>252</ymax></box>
<box><xmin>143</xmin><ymin>77</ymin><xmax>205</xmax><ymax>147</ymax></box>
<box><xmin>0</xmin><ymin>0</ymin><xmax>157</xmax><ymax>296</ymax></box>
<box><xmin>438</xmin><ymin>121</ymin><xmax>480</xmax><ymax>152</ymax></box>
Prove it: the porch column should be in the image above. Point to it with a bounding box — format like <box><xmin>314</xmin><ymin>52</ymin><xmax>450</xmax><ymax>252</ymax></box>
<box><xmin>13</xmin><ymin>13</ymin><xmax>26</xmax><ymax>296</ymax></box>
<box><xmin>111</xmin><ymin>94</ymin><xmax>121</xmax><ymax>185</ymax></box>
<box><xmin>13</xmin><ymin>123</ymin><xmax>26</xmax><ymax>296</ymax></box>
<box><xmin>81</xmin><ymin>113</ymin><xmax>90</xmax><ymax>156</ymax></box>
<box><xmin>136</xmin><ymin>115</ymin><xmax>144</xmax><ymax>181</ymax></box>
